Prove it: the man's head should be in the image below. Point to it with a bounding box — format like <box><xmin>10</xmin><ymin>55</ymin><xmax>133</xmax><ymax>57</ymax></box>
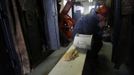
<box><xmin>96</xmin><ymin>4</ymin><xmax>108</xmax><ymax>29</ymax></box>
<box><xmin>96</xmin><ymin>4</ymin><xmax>108</xmax><ymax>17</ymax></box>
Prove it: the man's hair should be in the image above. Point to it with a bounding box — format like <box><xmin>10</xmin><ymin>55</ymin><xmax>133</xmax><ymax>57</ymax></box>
<box><xmin>96</xmin><ymin>4</ymin><xmax>108</xmax><ymax>16</ymax></box>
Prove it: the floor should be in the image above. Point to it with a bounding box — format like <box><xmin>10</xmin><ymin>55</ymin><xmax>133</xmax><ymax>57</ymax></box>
<box><xmin>82</xmin><ymin>42</ymin><xmax>131</xmax><ymax>75</ymax></box>
<box><xmin>29</xmin><ymin>42</ymin><xmax>131</xmax><ymax>75</ymax></box>
<box><xmin>29</xmin><ymin>45</ymin><xmax>70</xmax><ymax>75</ymax></box>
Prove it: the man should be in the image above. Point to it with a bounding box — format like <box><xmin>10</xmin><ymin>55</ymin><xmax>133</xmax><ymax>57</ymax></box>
<box><xmin>72</xmin><ymin>4</ymin><xmax>108</xmax><ymax>75</ymax></box>
<box><xmin>73</xmin><ymin>4</ymin><xmax>108</xmax><ymax>57</ymax></box>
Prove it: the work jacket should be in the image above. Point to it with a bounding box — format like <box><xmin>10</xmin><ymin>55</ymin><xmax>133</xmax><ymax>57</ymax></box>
<box><xmin>73</xmin><ymin>10</ymin><xmax>101</xmax><ymax>38</ymax></box>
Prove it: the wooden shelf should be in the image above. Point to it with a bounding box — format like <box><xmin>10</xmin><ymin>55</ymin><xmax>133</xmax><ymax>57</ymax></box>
<box><xmin>48</xmin><ymin>45</ymin><xmax>87</xmax><ymax>75</ymax></box>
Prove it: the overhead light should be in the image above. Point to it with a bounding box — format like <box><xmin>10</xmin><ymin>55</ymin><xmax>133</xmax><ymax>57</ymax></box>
<box><xmin>88</xmin><ymin>0</ymin><xmax>93</xmax><ymax>2</ymax></box>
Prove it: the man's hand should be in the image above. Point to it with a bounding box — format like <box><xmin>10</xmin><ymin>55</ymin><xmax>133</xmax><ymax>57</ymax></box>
<box><xmin>63</xmin><ymin>46</ymin><xmax>79</xmax><ymax>61</ymax></box>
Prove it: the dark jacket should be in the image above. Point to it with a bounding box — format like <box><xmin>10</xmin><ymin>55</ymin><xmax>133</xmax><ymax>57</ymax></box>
<box><xmin>73</xmin><ymin>11</ymin><xmax>101</xmax><ymax>38</ymax></box>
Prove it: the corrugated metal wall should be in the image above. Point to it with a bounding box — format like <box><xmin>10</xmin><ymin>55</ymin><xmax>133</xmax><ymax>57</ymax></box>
<box><xmin>43</xmin><ymin>0</ymin><xmax>60</xmax><ymax>50</ymax></box>
<box><xmin>0</xmin><ymin>0</ymin><xmax>60</xmax><ymax>74</ymax></box>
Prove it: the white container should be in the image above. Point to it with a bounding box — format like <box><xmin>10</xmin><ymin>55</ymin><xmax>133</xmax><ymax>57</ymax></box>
<box><xmin>73</xmin><ymin>34</ymin><xmax>92</xmax><ymax>50</ymax></box>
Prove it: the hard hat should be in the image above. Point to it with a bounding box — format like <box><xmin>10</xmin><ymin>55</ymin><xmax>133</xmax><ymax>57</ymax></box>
<box><xmin>96</xmin><ymin>4</ymin><xmax>108</xmax><ymax>16</ymax></box>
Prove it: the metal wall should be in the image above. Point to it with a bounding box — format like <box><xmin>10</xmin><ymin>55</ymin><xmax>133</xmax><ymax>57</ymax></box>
<box><xmin>43</xmin><ymin>0</ymin><xmax>60</xmax><ymax>50</ymax></box>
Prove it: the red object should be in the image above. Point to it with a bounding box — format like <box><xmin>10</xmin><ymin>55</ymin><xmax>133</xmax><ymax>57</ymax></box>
<box><xmin>59</xmin><ymin>0</ymin><xmax>75</xmax><ymax>39</ymax></box>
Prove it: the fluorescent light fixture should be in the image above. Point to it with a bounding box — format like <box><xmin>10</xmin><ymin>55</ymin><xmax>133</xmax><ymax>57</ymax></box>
<box><xmin>88</xmin><ymin>0</ymin><xmax>93</xmax><ymax>2</ymax></box>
